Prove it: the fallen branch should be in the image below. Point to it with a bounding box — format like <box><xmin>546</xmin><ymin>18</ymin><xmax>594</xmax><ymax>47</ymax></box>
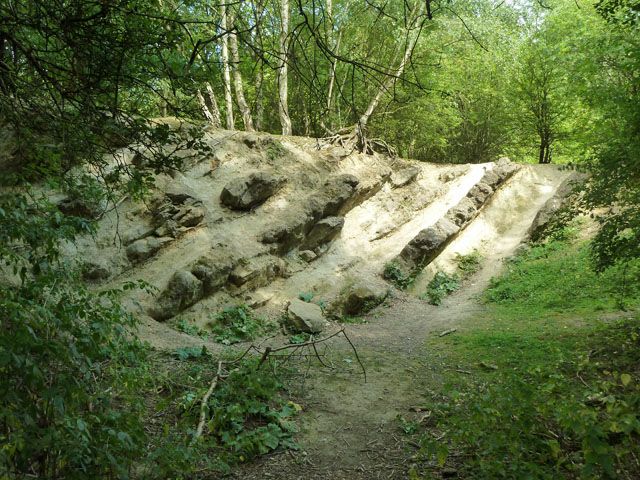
<box><xmin>192</xmin><ymin>360</ymin><xmax>223</xmax><ymax>444</ymax></box>
<box><xmin>439</xmin><ymin>328</ymin><xmax>457</xmax><ymax>337</ymax></box>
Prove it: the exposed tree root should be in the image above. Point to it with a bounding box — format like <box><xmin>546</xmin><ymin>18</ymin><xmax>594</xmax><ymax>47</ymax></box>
<box><xmin>317</xmin><ymin>123</ymin><xmax>397</xmax><ymax>157</ymax></box>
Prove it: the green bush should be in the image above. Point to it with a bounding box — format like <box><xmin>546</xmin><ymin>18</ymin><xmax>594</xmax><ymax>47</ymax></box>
<box><xmin>0</xmin><ymin>271</ymin><xmax>149</xmax><ymax>478</ymax></box>
<box><xmin>383</xmin><ymin>262</ymin><xmax>412</xmax><ymax>289</ymax></box>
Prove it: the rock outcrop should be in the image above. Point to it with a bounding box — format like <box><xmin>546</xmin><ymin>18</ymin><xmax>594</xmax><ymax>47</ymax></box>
<box><xmin>220</xmin><ymin>171</ymin><xmax>284</xmax><ymax>210</ymax></box>
<box><xmin>286</xmin><ymin>299</ymin><xmax>327</xmax><ymax>333</ymax></box>
<box><xmin>342</xmin><ymin>282</ymin><xmax>389</xmax><ymax>316</ymax></box>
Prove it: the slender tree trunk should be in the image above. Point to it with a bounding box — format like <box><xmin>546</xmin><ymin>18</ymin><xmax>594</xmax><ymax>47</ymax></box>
<box><xmin>358</xmin><ymin>3</ymin><xmax>424</xmax><ymax>131</ymax></box>
<box><xmin>197</xmin><ymin>83</ymin><xmax>222</xmax><ymax>128</ymax></box>
<box><xmin>252</xmin><ymin>0</ymin><xmax>265</xmax><ymax>131</ymax></box>
<box><xmin>278</xmin><ymin>0</ymin><xmax>292</xmax><ymax>135</ymax></box>
<box><xmin>228</xmin><ymin>9</ymin><xmax>254</xmax><ymax>131</ymax></box>
<box><xmin>220</xmin><ymin>4</ymin><xmax>235</xmax><ymax>130</ymax></box>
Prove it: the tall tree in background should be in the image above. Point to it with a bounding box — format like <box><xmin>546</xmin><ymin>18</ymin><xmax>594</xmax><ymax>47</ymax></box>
<box><xmin>220</xmin><ymin>3</ymin><xmax>235</xmax><ymax>130</ymax></box>
<box><xmin>278</xmin><ymin>0</ymin><xmax>292</xmax><ymax>134</ymax></box>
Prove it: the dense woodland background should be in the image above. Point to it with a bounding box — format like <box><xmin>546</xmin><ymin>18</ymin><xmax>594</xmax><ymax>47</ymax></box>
<box><xmin>0</xmin><ymin>0</ymin><xmax>638</xmax><ymax>478</ymax></box>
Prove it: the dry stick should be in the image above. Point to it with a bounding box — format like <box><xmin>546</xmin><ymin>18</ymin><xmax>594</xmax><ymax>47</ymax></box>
<box><xmin>192</xmin><ymin>360</ymin><xmax>223</xmax><ymax>444</ymax></box>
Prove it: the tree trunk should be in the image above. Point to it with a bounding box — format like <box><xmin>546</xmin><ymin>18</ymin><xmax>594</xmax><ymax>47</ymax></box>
<box><xmin>278</xmin><ymin>0</ymin><xmax>292</xmax><ymax>135</ymax></box>
<box><xmin>228</xmin><ymin>9</ymin><xmax>254</xmax><ymax>131</ymax></box>
<box><xmin>252</xmin><ymin>0</ymin><xmax>266</xmax><ymax>131</ymax></box>
<box><xmin>358</xmin><ymin>3</ymin><xmax>424</xmax><ymax>131</ymax></box>
<box><xmin>220</xmin><ymin>4</ymin><xmax>235</xmax><ymax>130</ymax></box>
<box><xmin>197</xmin><ymin>83</ymin><xmax>222</xmax><ymax>128</ymax></box>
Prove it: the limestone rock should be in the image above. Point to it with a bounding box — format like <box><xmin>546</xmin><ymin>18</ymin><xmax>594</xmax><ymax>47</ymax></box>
<box><xmin>220</xmin><ymin>171</ymin><xmax>284</xmax><ymax>210</ymax></box>
<box><xmin>58</xmin><ymin>196</ymin><xmax>105</xmax><ymax>219</ymax></box>
<box><xmin>228</xmin><ymin>256</ymin><xmax>285</xmax><ymax>288</ymax></box>
<box><xmin>302</xmin><ymin>216</ymin><xmax>345</xmax><ymax>251</ymax></box>
<box><xmin>190</xmin><ymin>255</ymin><xmax>234</xmax><ymax>295</ymax></box>
<box><xmin>286</xmin><ymin>299</ymin><xmax>327</xmax><ymax>333</ymax></box>
<box><xmin>343</xmin><ymin>282</ymin><xmax>388</xmax><ymax>315</ymax></box>
<box><xmin>82</xmin><ymin>259</ymin><xmax>111</xmax><ymax>281</ymax></box>
<box><xmin>400</xmin><ymin>218</ymin><xmax>460</xmax><ymax>267</ymax></box>
<box><xmin>126</xmin><ymin>236</ymin><xmax>173</xmax><ymax>262</ymax></box>
<box><xmin>445</xmin><ymin>197</ymin><xmax>477</xmax><ymax>227</ymax></box>
<box><xmin>151</xmin><ymin>270</ymin><xmax>203</xmax><ymax>321</ymax></box>
<box><xmin>243</xmin><ymin>134</ymin><xmax>260</xmax><ymax>148</ymax></box>
<box><xmin>300</xmin><ymin>250</ymin><xmax>317</xmax><ymax>262</ymax></box>
<box><xmin>391</xmin><ymin>166</ymin><xmax>421</xmax><ymax>188</ymax></box>
<box><xmin>466</xmin><ymin>182</ymin><xmax>493</xmax><ymax>208</ymax></box>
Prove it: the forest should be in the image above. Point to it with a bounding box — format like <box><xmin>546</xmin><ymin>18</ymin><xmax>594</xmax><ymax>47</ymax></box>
<box><xmin>0</xmin><ymin>0</ymin><xmax>639</xmax><ymax>478</ymax></box>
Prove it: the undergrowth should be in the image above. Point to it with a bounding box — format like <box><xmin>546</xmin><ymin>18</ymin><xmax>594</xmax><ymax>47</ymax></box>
<box><xmin>416</xmin><ymin>229</ymin><xmax>640</xmax><ymax>479</ymax></box>
<box><xmin>140</xmin><ymin>356</ymin><xmax>299</xmax><ymax>477</ymax></box>
<box><xmin>208</xmin><ymin>305</ymin><xmax>274</xmax><ymax>345</ymax></box>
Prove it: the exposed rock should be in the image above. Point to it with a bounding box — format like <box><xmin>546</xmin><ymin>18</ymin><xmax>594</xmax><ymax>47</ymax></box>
<box><xmin>261</xmin><ymin>174</ymin><xmax>358</xmax><ymax>253</ymax></box>
<box><xmin>154</xmin><ymin>193</ymin><xmax>206</xmax><ymax>231</ymax></box>
<box><xmin>466</xmin><ymin>182</ymin><xmax>493</xmax><ymax>208</ymax></box>
<box><xmin>190</xmin><ymin>255</ymin><xmax>234</xmax><ymax>295</ymax></box>
<box><xmin>528</xmin><ymin>172</ymin><xmax>584</xmax><ymax>242</ymax></box>
<box><xmin>445</xmin><ymin>197</ymin><xmax>477</xmax><ymax>227</ymax></box>
<box><xmin>243</xmin><ymin>134</ymin><xmax>260</xmax><ymax>148</ymax></box>
<box><xmin>126</xmin><ymin>236</ymin><xmax>173</xmax><ymax>262</ymax></box>
<box><xmin>300</xmin><ymin>250</ymin><xmax>317</xmax><ymax>262</ymax></box>
<box><xmin>82</xmin><ymin>259</ymin><xmax>111</xmax><ymax>281</ymax></box>
<box><xmin>400</xmin><ymin>218</ymin><xmax>460</xmax><ymax>268</ymax></box>
<box><xmin>343</xmin><ymin>282</ymin><xmax>388</xmax><ymax>315</ymax></box>
<box><xmin>480</xmin><ymin>169</ymin><xmax>500</xmax><ymax>188</ymax></box>
<box><xmin>58</xmin><ymin>197</ymin><xmax>105</xmax><ymax>219</ymax></box>
<box><xmin>228</xmin><ymin>256</ymin><xmax>285</xmax><ymax>288</ymax></box>
<box><xmin>220</xmin><ymin>171</ymin><xmax>284</xmax><ymax>210</ymax></box>
<box><xmin>286</xmin><ymin>299</ymin><xmax>327</xmax><ymax>333</ymax></box>
<box><xmin>121</xmin><ymin>224</ymin><xmax>155</xmax><ymax>245</ymax></box>
<box><xmin>391</xmin><ymin>166</ymin><xmax>421</xmax><ymax>188</ymax></box>
<box><xmin>151</xmin><ymin>270</ymin><xmax>203</xmax><ymax>321</ymax></box>
<box><xmin>302</xmin><ymin>216</ymin><xmax>345</xmax><ymax>251</ymax></box>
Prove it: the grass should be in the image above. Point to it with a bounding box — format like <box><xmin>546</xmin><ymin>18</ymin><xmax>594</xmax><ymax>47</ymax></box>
<box><xmin>414</xmin><ymin>229</ymin><xmax>640</xmax><ymax>479</ymax></box>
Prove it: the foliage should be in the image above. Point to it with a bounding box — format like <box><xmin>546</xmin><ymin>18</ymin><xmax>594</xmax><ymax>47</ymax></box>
<box><xmin>200</xmin><ymin>359</ymin><xmax>299</xmax><ymax>459</ymax></box>
<box><xmin>298</xmin><ymin>292</ymin><xmax>314</xmax><ymax>302</ymax></box>
<box><xmin>0</xmin><ymin>270</ymin><xmax>149</xmax><ymax>478</ymax></box>
<box><xmin>421</xmin><ymin>319</ymin><xmax>640</xmax><ymax>479</ymax></box>
<box><xmin>485</xmin><ymin>234</ymin><xmax>640</xmax><ymax>313</ymax></box>
<box><xmin>209</xmin><ymin>305</ymin><xmax>273</xmax><ymax>345</ymax></box>
<box><xmin>422</xmin><ymin>271</ymin><xmax>461</xmax><ymax>306</ymax></box>
<box><xmin>383</xmin><ymin>262</ymin><xmax>412</xmax><ymax>289</ymax></box>
<box><xmin>455</xmin><ymin>250</ymin><xmax>483</xmax><ymax>277</ymax></box>
<box><xmin>175</xmin><ymin>318</ymin><xmax>209</xmax><ymax>339</ymax></box>
<box><xmin>173</xmin><ymin>345</ymin><xmax>211</xmax><ymax>361</ymax></box>
<box><xmin>417</xmin><ymin>230</ymin><xmax>640</xmax><ymax>479</ymax></box>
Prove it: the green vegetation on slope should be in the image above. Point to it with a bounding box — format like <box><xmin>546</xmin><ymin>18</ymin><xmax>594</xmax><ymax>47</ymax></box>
<box><xmin>416</xmin><ymin>228</ymin><xmax>640</xmax><ymax>479</ymax></box>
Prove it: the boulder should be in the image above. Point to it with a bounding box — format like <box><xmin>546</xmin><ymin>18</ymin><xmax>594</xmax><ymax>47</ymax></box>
<box><xmin>466</xmin><ymin>182</ymin><xmax>493</xmax><ymax>208</ymax></box>
<box><xmin>400</xmin><ymin>218</ymin><xmax>460</xmax><ymax>267</ymax></box>
<box><xmin>220</xmin><ymin>171</ymin><xmax>284</xmax><ymax>210</ymax></box>
<box><xmin>126</xmin><ymin>236</ymin><xmax>173</xmax><ymax>262</ymax></box>
<box><xmin>445</xmin><ymin>197</ymin><xmax>477</xmax><ymax>227</ymax></box>
<box><xmin>308</xmin><ymin>174</ymin><xmax>359</xmax><ymax>219</ymax></box>
<box><xmin>300</xmin><ymin>250</ymin><xmax>317</xmax><ymax>262</ymax></box>
<box><xmin>190</xmin><ymin>255</ymin><xmax>234</xmax><ymax>294</ymax></box>
<box><xmin>480</xmin><ymin>169</ymin><xmax>501</xmax><ymax>188</ymax></box>
<box><xmin>82</xmin><ymin>259</ymin><xmax>111</xmax><ymax>281</ymax></box>
<box><xmin>58</xmin><ymin>196</ymin><xmax>105</xmax><ymax>219</ymax></box>
<box><xmin>286</xmin><ymin>299</ymin><xmax>327</xmax><ymax>333</ymax></box>
<box><xmin>391</xmin><ymin>166</ymin><xmax>421</xmax><ymax>188</ymax></box>
<box><xmin>301</xmin><ymin>216</ymin><xmax>345</xmax><ymax>251</ymax></box>
<box><xmin>343</xmin><ymin>282</ymin><xmax>388</xmax><ymax>315</ymax></box>
<box><xmin>151</xmin><ymin>270</ymin><xmax>203</xmax><ymax>321</ymax></box>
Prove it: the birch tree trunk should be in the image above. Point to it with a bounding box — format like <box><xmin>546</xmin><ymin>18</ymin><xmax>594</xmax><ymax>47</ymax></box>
<box><xmin>278</xmin><ymin>0</ymin><xmax>292</xmax><ymax>135</ymax></box>
<box><xmin>197</xmin><ymin>83</ymin><xmax>222</xmax><ymax>128</ymax></box>
<box><xmin>220</xmin><ymin>4</ymin><xmax>235</xmax><ymax>130</ymax></box>
<box><xmin>358</xmin><ymin>3</ymin><xmax>424</xmax><ymax>131</ymax></box>
<box><xmin>228</xmin><ymin>8</ymin><xmax>254</xmax><ymax>131</ymax></box>
<box><xmin>252</xmin><ymin>0</ymin><xmax>266</xmax><ymax>131</ymax></box>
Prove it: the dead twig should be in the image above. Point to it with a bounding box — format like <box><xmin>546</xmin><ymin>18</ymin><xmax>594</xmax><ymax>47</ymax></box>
<box><xmin>192</xmin><ymin>360</ymin><xmax>223</xmax><ymax>444</ymax></box>
<box><xmin>439</xmin><ymin>328</ymin><xmax>457</xmax><ymax>337</ymax></box>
